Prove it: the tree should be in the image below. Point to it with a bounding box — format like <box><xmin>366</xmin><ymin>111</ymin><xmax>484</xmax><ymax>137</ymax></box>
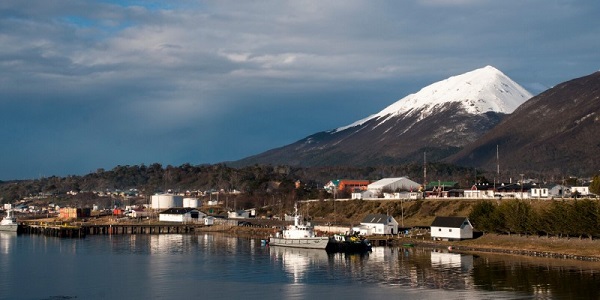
<box><xmin>468</xmin><ymin>200</ymin><xmax>497</xmax><ymax>233</ymax></box>
<box><xmin>569</xmin><ymin>199</ymin><xmax>598</xmax><ymax>240</ymax></box>
<box><xmin>590</xmin><ymin>175</ymin><xmax>600</xmax><ymax>196</ymax></box>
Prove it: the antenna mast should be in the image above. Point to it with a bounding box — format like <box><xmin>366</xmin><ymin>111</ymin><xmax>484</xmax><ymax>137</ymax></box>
<box><xmin>494</xmin><ymin>144</ymin><xmax>499</xmax><ymax>190</ymax></box>
<box><xmin>423</xmin><ymin>151</ymin><xmax>427</xmax><ymax>188</ymax></box>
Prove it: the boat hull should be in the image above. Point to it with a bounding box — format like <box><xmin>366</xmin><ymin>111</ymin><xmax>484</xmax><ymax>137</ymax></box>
<box><xmin>0</xmin><ymin>224</ymin><xmax>18</xmax><ymax>232</ymax></box>
<box><xmin>269</xmin><ymin>237</ymin><xmax>330</xmax><ymax>249</ymax></box>
<box><xmin>326</xmin><ymin>240</ymin><xmax>372</xmax><ymax>253</ymax></box>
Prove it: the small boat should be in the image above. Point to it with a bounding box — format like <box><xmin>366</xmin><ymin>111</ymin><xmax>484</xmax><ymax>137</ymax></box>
<box><xmin>269</xmin><ymin>204</ymin><xmax>329</xmax><ymax>250</ymax></box>
<box><xmin>0</xmin><ymin>209</ymin><xmax>18</xmax><ymax>232</ymax></box>
<box><xmin>402</xmin><ymin>243</ymin><xmax>414</xmax><ymax>247</ymax></box>
<box><xmin>326</xmin><ymin>233</ymin><xmax>372</xmax><ymax>253</ymax></box>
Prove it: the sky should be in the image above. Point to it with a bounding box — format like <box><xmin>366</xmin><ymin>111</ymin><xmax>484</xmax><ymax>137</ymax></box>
<box><xmin>1</xmin><ymin>0</ymin><xmax>599</xmax><ymax>180</ymax></box>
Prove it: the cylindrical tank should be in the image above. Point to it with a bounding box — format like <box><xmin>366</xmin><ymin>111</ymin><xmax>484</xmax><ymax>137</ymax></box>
<box><xmin>151</xmin><ymin>194</ymin><xmax>183</xmax><ymax>209</ymax></box>
<box><xmin>183</xmin><ymin>197</ymin><xmax>199</xmax><ymax>208</ymax></box>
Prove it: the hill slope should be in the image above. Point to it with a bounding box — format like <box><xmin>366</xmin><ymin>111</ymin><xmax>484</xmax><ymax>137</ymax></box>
<box><xmin>235</xmin><ymin>66</ymin><xmax>532</xmax><ymax>167</ymax></box>
<box><xmin>448</xmin><ymin>71</ymin><xmax>600</xmax><ymax>175</ymax></box>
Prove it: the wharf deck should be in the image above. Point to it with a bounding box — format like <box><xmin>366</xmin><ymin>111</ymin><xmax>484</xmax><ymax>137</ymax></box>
<box><xmin>21</xmin><ymin>223</ymin><xmax>201</xmax><ymax>238</ymax></box>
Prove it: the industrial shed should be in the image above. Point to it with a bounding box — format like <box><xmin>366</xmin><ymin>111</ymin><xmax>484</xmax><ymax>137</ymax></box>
<box><xmin>159</xmin><ymin>208</ymin><xmax>206</xmax><ymax>223</ymax></box>
<box><xmin>367</xmin><ymin>177</ymin><xmax>421</xmax><ymax>195</ymax></box>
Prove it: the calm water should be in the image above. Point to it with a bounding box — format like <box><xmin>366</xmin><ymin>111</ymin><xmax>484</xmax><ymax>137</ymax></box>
<box><xmin>1</xmin><ymin>232</ymin><xmax>600</xmax><ymax>300</ymax></box>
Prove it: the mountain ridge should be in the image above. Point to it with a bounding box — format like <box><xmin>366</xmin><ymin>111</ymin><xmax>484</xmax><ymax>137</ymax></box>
<box><xmin>233</xmin><ymin>66</ymin><xmax>532</xmax><ymax>168</ymax></box>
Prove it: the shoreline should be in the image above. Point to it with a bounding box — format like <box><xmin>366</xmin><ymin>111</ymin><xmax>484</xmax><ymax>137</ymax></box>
<box><xmin>209</xmin><ymin>226</ymin><xmax>600</xmax><ymax>262</ymax></box>
<box><xmin>19</xmin><ymin>218</ymin><xmax>600</xmax><ymax>262</ymax></box>
<box><xmin>394</xmin><ymin>233</ymin><xmax>600</xmax><ymax>262</ymax></box>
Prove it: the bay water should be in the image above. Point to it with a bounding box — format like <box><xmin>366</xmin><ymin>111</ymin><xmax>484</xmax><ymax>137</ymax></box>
<box><xmin>1</xmin><ymin>232</ymin><xmax>599</xmax><ymax>299</ymax></box>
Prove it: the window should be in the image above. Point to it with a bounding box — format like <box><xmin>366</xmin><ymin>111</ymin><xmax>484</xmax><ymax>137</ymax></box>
<box><xmin>438</xmin><ymin>228</ymin><xmax>441</xmax><ymax>231</ymax></box>
<box><xmin>449</xmin><ymin>229</ymin><xmax>452</xmax><ymax>232</ymax></box>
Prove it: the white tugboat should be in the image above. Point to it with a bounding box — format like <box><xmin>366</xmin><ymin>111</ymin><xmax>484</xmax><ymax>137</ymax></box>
<box><xmin>0</xmin><ymin>209</ymin><xmax>18</xmax><ymax>232</ymax></box>
<box><xmin>269</xmin><ymin>204</ymin><xmax>329</xmax><ymax>249</ymax></box>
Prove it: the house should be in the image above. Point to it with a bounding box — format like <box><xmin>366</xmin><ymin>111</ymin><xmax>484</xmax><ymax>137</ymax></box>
<box><xmin>383</xmin><ymin>191</ymin><xmax>422</xmax><ymax>200</ymax></box>
<box><xmin>496</xmin><ymin>183</ymin><xmax>532</xmax><ymax>199</ymax></box>
<box><xmin>430</xmin><ymin>216</ymin><xmax>473</xmax><ymax>241</ymax></box>
<box><xmin>548</xmin><ymin>184</ymin><xmax>571</xmax><ymax>198</ymax></box>
<box><xmin>367</xmin><ymin>177</ymin><xmax>421</xmax><ymax>196</ymax></box>
<box><xmin>425</xmin><ymin>181</ymin><xmax>459</xmax><ymax>198</ymax></box>
<box><xmin>351</xmin><ymin>190</ymin><xmax>376</xmax><ymax>200</ymax></box>
<box><xmin>324</xmin><ymin>179</ymin><xmax>370</xmax><ymax>193</ymax></box>
<box><xmin>352</xmin><ymin>214</ymin><xmax>398</xmax><ymax>235</ymax></box>
<box><xmin>228</xmin><ymin>210</ymin><xmax>250</xmax><ymax>219</ymax></box>
<box><xmin>159</xmin><ymin>208</ymin><xmax>205</xmax><ymax>223</ymax></box>
<box><xmin>530</xmin><ymin>185</ymin><xmax>549</xmax><ymax>198</ymax></box>
<box><xmin>463</xmin><ymin>184</ymin><xmax>495</xmax><ymax>199</ymax></box>
<box><xmin>204</xmin><ymin>216</ymin><xmax>215</xmax><ymax>226</ymax></box>
<box><xmin>571</xmin><ymin>185</ymin><xmax>590</xmax><ymax>197</ymax></box>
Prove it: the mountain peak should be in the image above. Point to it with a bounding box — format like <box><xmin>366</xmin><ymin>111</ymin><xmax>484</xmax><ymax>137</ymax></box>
<box><xmin>337</xmin><ymin>66</ymin><xmax>532</xmax><ymax>131</ymax></box>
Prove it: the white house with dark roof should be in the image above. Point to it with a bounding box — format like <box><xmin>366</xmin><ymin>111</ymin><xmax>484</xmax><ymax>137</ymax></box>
<box><xmin>352</xmin><ymin>214</ymin><xmax>398</xmax><ymax>235</ymax></box>
<box><xmin>159</xmin><ymin>208</ymin><xmax>205</xmax><ymax>223</ymax></box>
<box><xmin>430</xmin><ymin>216</ymin><xmax>473</xmax><ymax>241</ymax></box>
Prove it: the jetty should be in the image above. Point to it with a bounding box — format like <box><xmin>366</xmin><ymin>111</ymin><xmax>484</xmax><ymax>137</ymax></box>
<box><xmin>20</xmin><ymin>222</ymin><xmax>201</xmax><ymax>238</ymax></box>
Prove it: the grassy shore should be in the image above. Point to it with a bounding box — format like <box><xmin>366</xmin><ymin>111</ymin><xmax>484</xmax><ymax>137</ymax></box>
<box><xmin>394</xmin><ymin>233</ymin><xmax>600</xmax><ymax>261</ymax></box>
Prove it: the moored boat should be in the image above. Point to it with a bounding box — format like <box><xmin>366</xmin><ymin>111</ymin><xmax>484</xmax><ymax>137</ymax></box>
<box><xmin>0</xmin><ymin>209</ymin><xmax>18</xmax><ymax>232</ymax></box>
<box><xmin>326</xmin><ymin>233</ymin><xmax>372</xmax><ymax>253</ymax></box>
<box><xmin>269</xmin><ymin>204</ymin><xmax>329</xmax><ymax>250</ymax></box>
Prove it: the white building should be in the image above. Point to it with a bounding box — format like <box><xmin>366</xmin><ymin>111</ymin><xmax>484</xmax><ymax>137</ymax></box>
<box><xmin>351</xmin><ymin>190</ymin><xmax>376</xmax><ymax>200</ymax></box>
<box><xmin>383</xmin><ymin>192</ymin><xmax>422</xmax><ymax>200</ymax></box>
<box><xmin>159</xmin><ymin>208</ymin><xmax>205</xmax><ymax>223</ymax></box>
<box><xmin>353</xmin><ymin>214</ymin><xmax>399</xmax><ymax>235</ymax></box>
<box><xmin>430</xmin><ymin>216</ymin><xmax>473</xmax><ymax>241</ymax></box>
<box><xmin>130</xmin><ymin>209</ymin><xmax>150</xmax><ymax>218</ymax></box>
<box><xmin>530</xmin><ymin>187</ymin><xmax>549</xmax><ymax>198</ymax></box>
<box><xmin>463</xmin><ymin>185</ymin><xmax>496</xmax><ymax>199</ymax></box>
<box><xmin>228</xmin><ymin>210</ymin><xmax>250</xmax><ymax>219</ymax></box>
<box><xmin>571</xmin><ymin>186</ymin><xmax>590</xmax><ymax>196</ymax></box>
<box><xmin>204</xmin><ymin>216</ymin><xmax>215</xmax><ymax>226</ymax></box>
<box><xmin>367</xmin><ymin>177</ymin><xmax>421</xmax><ymax>196</ymax></box>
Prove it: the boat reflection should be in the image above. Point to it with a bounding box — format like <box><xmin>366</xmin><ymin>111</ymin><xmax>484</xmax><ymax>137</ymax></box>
<box><xmin>270</xmin><ymin>246</ymin><xmax>331</xmax><ymax>283</ymax></box>
<box><xmin>0</xmin><ymin>231</ymin><xmax>16</xmax><ymax>255</ymax></box>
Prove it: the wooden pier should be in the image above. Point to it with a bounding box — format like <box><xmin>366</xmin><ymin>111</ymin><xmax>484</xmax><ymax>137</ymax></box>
<box><xmin>81</xmin><ymin>224</ymin><xmax>197</xmax><ymax>235</ymax></box>
<box><xmin>21</xmin><ymin>223</ymin><xmax>200</xmax><ymax>238</ymax></box>
<box><xmin>366</xmin><ymin>235</ymin><xmax>396</xmax><ymax>246</ymax></box>
<box><xmin>21</xmin><ymin>223</ymin><xmax>86</xmax><ymax>238</ymax></box>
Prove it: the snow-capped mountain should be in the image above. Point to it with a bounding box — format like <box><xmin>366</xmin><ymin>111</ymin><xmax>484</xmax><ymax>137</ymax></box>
<box><xmin>337</xmin><ymin>65</ymin><xmax>532</xmax><ymax>132</ymax></box>
<box><xmin>234</xmin><ymin>66</ymin><xmax>533</xmax><ymax>167</ymax></box>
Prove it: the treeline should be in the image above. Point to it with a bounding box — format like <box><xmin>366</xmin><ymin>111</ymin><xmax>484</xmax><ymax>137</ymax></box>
<box><xmin>0</xmin><ymin>162</ymin><xmax>476</xmax><ymax>204</ymax></box>
<box><xmin>469</xmin><ymin>199</ymin><xmax>600</xmax><ymax>240</ymax></box>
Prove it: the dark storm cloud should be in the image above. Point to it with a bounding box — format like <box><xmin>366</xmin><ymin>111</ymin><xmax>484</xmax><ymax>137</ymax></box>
<box><xmin>0</xmin><ymin>0</ymin><xmax>599</xmax><ymax>179</ymax></box>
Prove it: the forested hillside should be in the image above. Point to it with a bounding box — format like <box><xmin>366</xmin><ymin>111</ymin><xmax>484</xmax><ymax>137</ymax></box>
<box><xmin>0</xmin><ymin>162</ymin><xmax>476</xmax><ymax>206</ymax></box>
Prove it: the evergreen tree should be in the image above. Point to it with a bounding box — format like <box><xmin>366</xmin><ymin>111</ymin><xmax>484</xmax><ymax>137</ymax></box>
<box><xmin>468</xmin><ymin>200</ymin><xmax>497</xmax><ymax>233</ymax></box>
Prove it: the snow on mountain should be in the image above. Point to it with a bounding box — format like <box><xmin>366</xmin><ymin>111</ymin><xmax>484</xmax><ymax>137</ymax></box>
<box><xmin>336</xmin><ymin>66</ymin><xmax>532</xmax><ymax>132</ymax></box>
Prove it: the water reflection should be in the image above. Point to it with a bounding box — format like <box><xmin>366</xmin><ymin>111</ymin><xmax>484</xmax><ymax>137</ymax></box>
<box><xmin>0</xmin><ymin>231</ymin><xmax>16</xmax><ymax>255</ymax></box>
<box><xmin>3</xmin><ymin>233</ymin><xmax>600</xmax><ymax>300</ymax></box>
<box><xmin>470</xmin><ymin>252</ymin><xmax>600</xmax><ymax>299</ymax></box>
<box><xmin>270</xmin><ymin>246</ymin><xmax>331</xmax><ymax>283</ymax></box>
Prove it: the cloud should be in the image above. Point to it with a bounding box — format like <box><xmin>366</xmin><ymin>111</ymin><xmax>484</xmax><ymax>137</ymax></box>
<box><xmin>0</xmin><ymin>0</ymin><xmax>599</xmax><ymax>179</ymax></box>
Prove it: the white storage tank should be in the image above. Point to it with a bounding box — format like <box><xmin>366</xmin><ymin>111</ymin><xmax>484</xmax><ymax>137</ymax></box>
<box><xmin>183</xmin><ymin>197</ymin><xmax>199</xmax><ymax>208</ymax></box>
<box><xmin>151</xmin><ymin>194</ymin><xmax>183</xmax><ymax>209</ymax></box>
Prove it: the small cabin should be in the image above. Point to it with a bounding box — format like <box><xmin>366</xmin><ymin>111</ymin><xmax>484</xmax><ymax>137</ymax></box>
<box><xmin>430</xmin><ymin>216</ymin><xmax>473</xmax><ymax>241</ymax></box>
